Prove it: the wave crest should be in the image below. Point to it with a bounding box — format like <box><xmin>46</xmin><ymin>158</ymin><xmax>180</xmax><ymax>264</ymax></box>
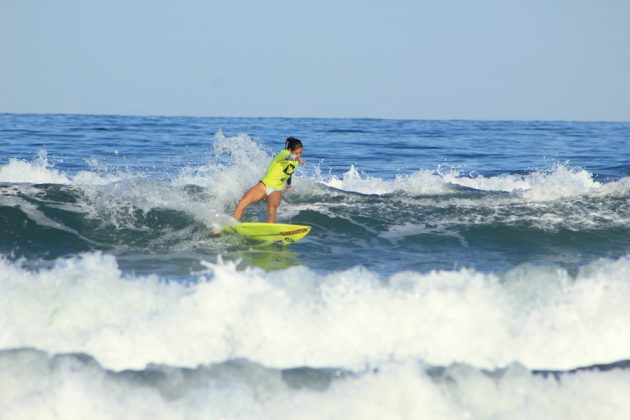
<box><xmin>314</xmin><ymin>162</ymin><xmax>629</xmax><ymax>201</ymax></box>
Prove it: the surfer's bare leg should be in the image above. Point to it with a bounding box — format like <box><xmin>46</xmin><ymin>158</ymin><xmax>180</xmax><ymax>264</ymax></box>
<box><xmin>233</xmin><ymin>183</ymin><xmax>267</xmax><ymax>221</ymax></box>
<box><xmin>266</xmin><ymin>191</ymin><xmax>282</xmax><ymax>223</ymax></box>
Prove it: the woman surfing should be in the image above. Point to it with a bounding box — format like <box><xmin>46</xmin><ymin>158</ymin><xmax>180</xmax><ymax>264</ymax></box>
<box><xmin>232</xmin><ymin>137</ymin><xmax>305</xmax><ymax>223</ymax></box>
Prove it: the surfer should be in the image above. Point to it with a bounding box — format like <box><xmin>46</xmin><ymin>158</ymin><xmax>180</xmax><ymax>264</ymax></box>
<box><xmin>232</xmin><ymin>137</ymin><xmax>305</xmax><ymax>223</ymax></box>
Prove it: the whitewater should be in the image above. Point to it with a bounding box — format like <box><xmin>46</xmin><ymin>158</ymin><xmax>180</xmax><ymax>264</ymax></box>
<box><xmin>1</xmin><ymin>113</ymin><xmax>630</xmax><ymax>419</ymax></box>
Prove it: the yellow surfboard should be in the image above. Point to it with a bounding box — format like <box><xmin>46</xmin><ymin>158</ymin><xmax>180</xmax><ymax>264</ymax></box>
<box><xmin>223</xmin><ymin>222</ymin><xmax>311</xmax><ymax>245</ymax></box>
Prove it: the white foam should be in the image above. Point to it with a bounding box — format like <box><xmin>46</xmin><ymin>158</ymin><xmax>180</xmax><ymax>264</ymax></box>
<box><xmin>0</xmin><ymin>150</ymin><xmax>71</xmax><ymax>184</ymax></box>
<box><xmin>80</xmin><ymin>176</ymin><xmax>223</xmax><ymax>228</ymax></box>
<box><xmin>171</xmin><ymin>131</ymin><xmax>272</xmax><ymax>200</ymax></box>
<box><xmin>519</xmin><ymin>164</ymin><xmax>602</xmax><ymax>201</ymax></box>
<box><xmin>0</xmin><ymin>149</ymin><xmax>135</xmax><ymax>188</ymax></box>
<box><xmin>320</xmin><ymin>165</ymin><xmax>403</xmax><ymax>195</ymax></box>
<box><xmin>72</xmin><ymin>171</ymin><xmax>126</xmax><ymax>186</ymax></box>
<box><xmin>2</xmin><ymin>351</ymin><xmax>630</xmax><ymax>420</ymax></box>
<box><xmin>1</xmin><ymin>252</ymin><xmax>630</xmax><ymax>372</ymax></box>
<box><xmin>314</xmin><ymin>162</ymin><xmax>630</xmax><ymax>202</ymax></box>
<box><xmin>379</xmin><ymin>222</ymin><xmax>466</xmax><ymax>244</ymax></box>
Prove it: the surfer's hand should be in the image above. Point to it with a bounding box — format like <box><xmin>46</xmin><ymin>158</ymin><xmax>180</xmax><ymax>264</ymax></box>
<box><xmin>298</xmin><ymin>157</ymin><xmax>305</xmax><ymax>165</ymax></box>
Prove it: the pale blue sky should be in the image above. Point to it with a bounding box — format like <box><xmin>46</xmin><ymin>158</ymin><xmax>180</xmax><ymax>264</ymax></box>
<box><xmin>1</xmin><ymin>0</ymin><xmax>629</xmax><ymax>121</ymax></box>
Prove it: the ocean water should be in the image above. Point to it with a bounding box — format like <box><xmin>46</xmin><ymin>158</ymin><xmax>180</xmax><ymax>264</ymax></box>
<box><xmin>1</xmin><ymin>113</ymin><xmax>630</xmax><ymax>419</ymax></box>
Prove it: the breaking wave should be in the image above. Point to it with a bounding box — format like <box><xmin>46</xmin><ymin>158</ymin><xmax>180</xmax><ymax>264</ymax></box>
<box><xmin>2</xmin><ymin>252</ymin><xmax>630</xmax><ymax>371</ymax></box>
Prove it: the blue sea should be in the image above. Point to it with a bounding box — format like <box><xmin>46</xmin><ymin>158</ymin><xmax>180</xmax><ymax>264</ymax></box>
<box><xmin>1</xmin><ymin>113</ymin><xmax>630</xmax><ymax>419</ymax></box>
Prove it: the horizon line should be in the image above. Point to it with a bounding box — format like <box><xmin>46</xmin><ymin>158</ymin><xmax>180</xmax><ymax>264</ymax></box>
<box><xmin>1</xmin><ymin>111</ymin><xmax>629</xmax><ymax>125</ymax></box>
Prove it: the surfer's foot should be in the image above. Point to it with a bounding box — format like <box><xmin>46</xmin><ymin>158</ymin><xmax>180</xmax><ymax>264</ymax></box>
<box><xmin>209</xmin><ymin>227</ymin><xmax>222</xmax><ymax>237</ymax></box>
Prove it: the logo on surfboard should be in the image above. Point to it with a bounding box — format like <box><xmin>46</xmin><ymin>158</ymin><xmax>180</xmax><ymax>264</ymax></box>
<box><xmin>280</xmin><ymin>228</ymin><xmax>309</xmax><ymax>236</ymax></box>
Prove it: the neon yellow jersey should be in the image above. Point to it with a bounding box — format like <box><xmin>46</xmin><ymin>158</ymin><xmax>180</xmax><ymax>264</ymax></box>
<box><xmin>261</xmin><ymin>150</ymin><xmax>299</xmax><ymax>190</ymax></box>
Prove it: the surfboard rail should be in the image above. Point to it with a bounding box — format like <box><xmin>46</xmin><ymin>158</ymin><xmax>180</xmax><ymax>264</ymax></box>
<box><xmin>223</xmin><ymin>222</ymin><xmax>311</xmax><ymax>245</ymax></box>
